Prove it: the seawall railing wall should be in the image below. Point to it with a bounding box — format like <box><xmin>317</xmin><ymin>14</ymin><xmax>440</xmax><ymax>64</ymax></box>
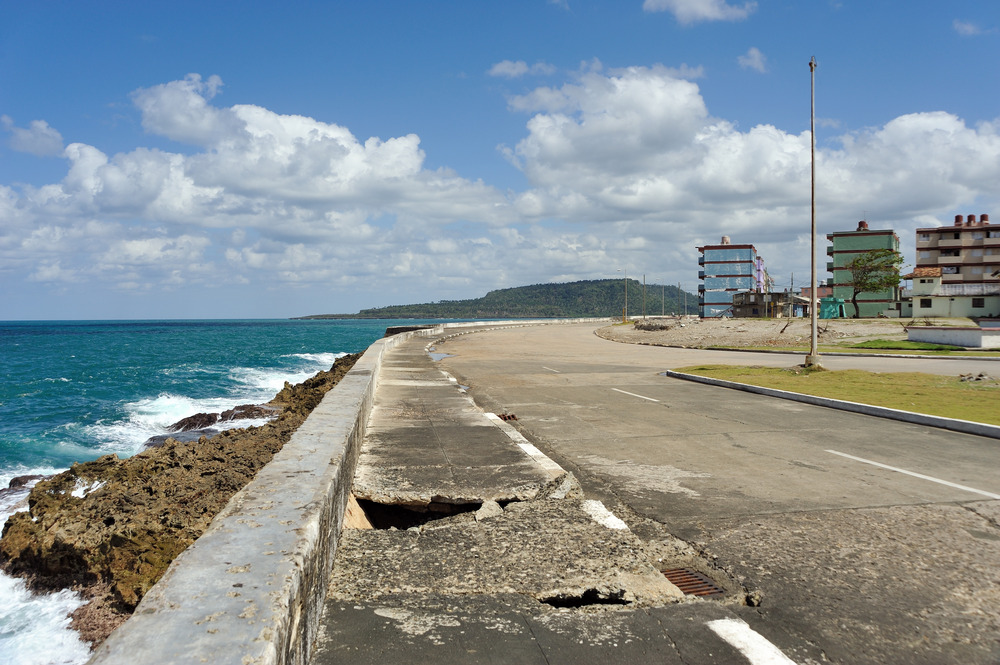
<box><xmin>88</xmin><ymin>318</ymin><xmax>610</xmax><ymax>665</ymax></box>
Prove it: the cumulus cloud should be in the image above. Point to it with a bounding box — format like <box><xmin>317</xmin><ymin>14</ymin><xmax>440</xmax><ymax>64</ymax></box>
<box><xmin>488</xmin><ymin>60</ymin><xmax>557</xmax><ymax>78</ymax></box>
<box><xmin>1</xmin><ymin>74</ymin><xmax>518</xmax><ymax>302</ymax></box>
<box><xmin>643</xmin><ymin>0</ymin><xmax>757</xmax><ymax>25</ymax></box>
<box><xmin>1</xmin><ymin>115</ymin><xmax>65</xmax><ymax>156</ymax></box>
<box><xmin>3</xmin><ymin>67</ymin><xmax>999</xmax><ymax>316</ymax></box>
<box><xmin>737</xmin><ymin>47</ymin><xmax>767</xmax><ymax>73</ymax></box>
<box><xmin>502</xmin><ymin>64</ymin><xmax>1000</xmax><ymax>286</ymax></box>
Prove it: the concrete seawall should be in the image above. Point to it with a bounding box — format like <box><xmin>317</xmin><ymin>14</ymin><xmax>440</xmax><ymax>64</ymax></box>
<box><xmin>88</xmin><ymin>319</ymin><xmax>609</xmax><ymax>665</ymax></box>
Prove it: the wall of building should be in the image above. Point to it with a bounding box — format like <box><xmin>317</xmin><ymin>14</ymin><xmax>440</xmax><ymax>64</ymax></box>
<box><xmin>916</xmin><ymin>214</ymin><xmax>1000</xmax><ymax>287</ymax></box>
<box><xmin>912</xmin><ymin>295</ymin><xmax>1000</xmax><ymax>319</ymax></box>
<box><xmin>826</xmin><ymin>222</ymin><xmax>900</xmax><ymax>318</ymax></box>
<box><xmin>698</xmin><ymin>241</ymin><xmax>760</xmax><ymax>317</ymax></box>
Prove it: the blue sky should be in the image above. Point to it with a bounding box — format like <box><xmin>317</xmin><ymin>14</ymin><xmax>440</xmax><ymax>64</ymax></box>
<box><xmin>2</xmin><ymin>0</ymin><xmax>998</xmax><ymax>319</ymax></box>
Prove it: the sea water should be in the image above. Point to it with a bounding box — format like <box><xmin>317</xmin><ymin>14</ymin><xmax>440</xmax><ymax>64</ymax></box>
<box><xmin>0</xmin><ymin>319</ymin><xmax>441</xmax><ymax>664</ymax></box>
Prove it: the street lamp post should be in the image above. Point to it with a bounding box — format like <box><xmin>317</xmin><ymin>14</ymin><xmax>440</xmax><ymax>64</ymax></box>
<box><xmin>806</xmin><ymin>56</ymin><xmax>822</xmax><ymax>368</ymax></box>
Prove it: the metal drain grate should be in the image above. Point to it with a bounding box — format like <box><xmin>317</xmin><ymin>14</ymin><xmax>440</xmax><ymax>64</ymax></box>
<box><xmin>662</xmin><ymin>568</ymin><xmax>724</xmax><ymax>597</ymax></box>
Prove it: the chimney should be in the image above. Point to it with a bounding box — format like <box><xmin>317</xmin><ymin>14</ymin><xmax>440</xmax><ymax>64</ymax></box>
<box><xmin>857</xmin><ymin>220</ymin><xmax>869</xmax><ymax>231</ymax></box>
<box><xmin>968</xmin><ymin>214</ymin><xmax>976</xmax><ymax>226</ymax></box>
<box><xmin>982</xmin><ymin>213</ymin><xmax>990</xmax><ymax>224</ymax></box>
<box><xmin>955</xmin><ymin>214</ymin><xmax>964</xmax><ymax>226</ymax></box>
<box><xmin>721</xmin><ymin>235</ymin><xmax>731</xmax><ymax>245</ymax></box>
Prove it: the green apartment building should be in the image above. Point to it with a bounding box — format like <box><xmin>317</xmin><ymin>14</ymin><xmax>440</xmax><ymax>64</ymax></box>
<box><xmin>826</xmin><ymin>221</ymin><xmax>901</xmax><ymax>317</ymax></box>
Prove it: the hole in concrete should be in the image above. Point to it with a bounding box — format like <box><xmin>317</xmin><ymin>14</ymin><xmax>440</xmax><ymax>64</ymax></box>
<box><xmin>356</xmin><ymin>499</ymin><xmax>482</xmax><ymax>530</ymax></box>
<box><xmin>539</xmin><ymin>589</ymin><xmax>631</xmax><ymax>608</ymax></box>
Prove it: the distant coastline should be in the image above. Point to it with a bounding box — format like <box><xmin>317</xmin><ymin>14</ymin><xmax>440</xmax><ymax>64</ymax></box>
<box><xmin>295</xmin><ymin>279</ymin><xmax>697</xmax><ymax>320</ymax></box>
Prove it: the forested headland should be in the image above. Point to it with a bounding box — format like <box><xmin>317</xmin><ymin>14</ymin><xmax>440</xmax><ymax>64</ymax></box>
<box><xmin>297</xmin><ymin>279</ymin><xmax>698</xmax><ymax>320</ymax></box>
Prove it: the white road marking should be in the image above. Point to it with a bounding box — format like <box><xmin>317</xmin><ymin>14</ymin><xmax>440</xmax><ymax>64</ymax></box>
<box><xmin>707</xmin><ymin>618</ymin><xmax>798</xmax><ymax>665</ymax></box>
<box><xmin>542</xmin><ymin>366</ymin><xmax>561</xmax><ymax>373</ymax></box>
<box><xmin>612</xmin><ymin>388</ymin><xmax>659</xmax><ymax>402</ymax></box>
<box><xmin>826</xmin><ymin>450</ymin><xmax>1000</xmax><ymax>500</ymax></box>
<box><xmin>485</xmin><ymin>413</ymin><xmax>565</xmax><ymax>477</ymax></box>
<box><xmin>581</xmin><ymin>499</ymin><xmax>629</xmax><ymax>530</ymax></box>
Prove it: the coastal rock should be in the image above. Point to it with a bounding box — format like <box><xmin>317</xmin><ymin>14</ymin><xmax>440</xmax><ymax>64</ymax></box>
<box><xmin>167</xmin><ymin>412</ymin><xmax>219</xmax><ymax>431</ymax></box>
<box><xmin>0</xmin><ymin>353</ymin><xmax>361</xmax><ymax>644</ymax></box>
<box><xmin>142</xmin><ymin>429</ymin><xmax>219</xmax><ymax>449</ymax></box>
<box><xmin>7</xmin><ymin>474</ymin><xmax>48</xmax><ymax>489</ymax></box>
<box><xmin>167</xmin><ymin>404</ymin><xmax>279</xmax><ymax>432</ymax></box>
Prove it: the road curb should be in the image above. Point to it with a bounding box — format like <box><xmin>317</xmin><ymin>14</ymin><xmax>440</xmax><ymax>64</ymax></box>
<box><xmin>663</xmin><ymin>370</ymin><xmax>1000</xmax><ymax>440</ymax></box>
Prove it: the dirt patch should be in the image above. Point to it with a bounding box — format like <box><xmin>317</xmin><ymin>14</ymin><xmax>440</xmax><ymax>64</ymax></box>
<box><xmin>0</xmin><ymin>353</ymin><xmax>360</xmax><ymax>647</ymax></box>
<box><xmin>599</xmin><ymin>317</ymin><xmax>911</xmax><ymax>349</ymax></box>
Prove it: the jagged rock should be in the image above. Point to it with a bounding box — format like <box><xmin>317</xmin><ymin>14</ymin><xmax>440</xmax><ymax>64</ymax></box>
<box><xmin>142</xmin><ymin>429</ymin><xmax>219</xmax><ymax>449</ymax></box>
<box><xmin>219</xmin><ymin>404</ymin><xmax>278</xmax><ymax>422</ymax></box>
<box><xmin>0</xmin><ymin>353</ymin><xmax>361</xmax><ymax>643</ymax></box>
<box><xmin>167</xmin><ymin>412</ymin><xmax>220</xmax><ymax>432</ymax></box>
<box><xmin>7</xmin><ymin>474</ymin><xmax>48</xmax><ymax>489</ymax></box>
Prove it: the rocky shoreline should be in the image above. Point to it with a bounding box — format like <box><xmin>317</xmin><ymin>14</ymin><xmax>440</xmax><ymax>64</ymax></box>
<box><xmin>0</xmin><ymin>353</ymin><xmax>360</xmax><ymax>648</ymax></box>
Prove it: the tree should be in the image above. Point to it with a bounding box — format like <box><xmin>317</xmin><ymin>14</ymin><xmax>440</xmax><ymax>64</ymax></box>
<box><xmin>845</xmin><ymin>249</ymin><xmax>904</xmax><ymax>318</ymax></box>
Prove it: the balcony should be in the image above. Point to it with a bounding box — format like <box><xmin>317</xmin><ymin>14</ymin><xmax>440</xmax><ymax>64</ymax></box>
<box><xmin>698</xmin><ymin>270</ymin><xmax>705</xmax><ymax>279</ymax></box>
<box><xmin>938</xmin><ymin>237</ymin><xmax>966</xmax><ymax>248</ymax></box>
<box><xmin>826</xmin><ymin>246</ymin><xmax>833</xmax><ymax>256</ymax></box>
<box><xmin>698</xmin><ymin>256</ymin><xmax>705</xmax><ymax>265</ymax></box>
<box><xmin>826</xmin><ymin>262</ymin><xmax>834</xmax><ymax>272</ymax></box>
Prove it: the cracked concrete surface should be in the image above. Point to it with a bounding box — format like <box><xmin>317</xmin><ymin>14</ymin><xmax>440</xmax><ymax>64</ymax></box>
<box><xmin>311</xmin><ymin>330</ymin><xmax>753</xmax><ymax>665</ymax></box>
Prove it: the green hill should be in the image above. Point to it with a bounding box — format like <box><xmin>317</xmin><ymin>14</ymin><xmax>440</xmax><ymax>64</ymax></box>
<box><xmin>297</xmin><ymin>279</ymin><xmax>698</xmax><ymax>319</ymax></box>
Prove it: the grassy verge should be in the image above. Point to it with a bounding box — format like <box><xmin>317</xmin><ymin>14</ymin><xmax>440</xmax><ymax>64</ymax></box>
<box><xmin>707</xmin><ymin>343</ymin><xmax>1000</xmax><ymax>357</ymax></box>
<box><xmin>673</xmin><ymin>364</ymin><xmax>1000</xmax><ymax>425</ymax></box>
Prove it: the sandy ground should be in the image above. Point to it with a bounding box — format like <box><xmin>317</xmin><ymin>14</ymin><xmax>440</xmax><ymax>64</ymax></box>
<box><xmin>597</xmin><ymin>316</ymin><xmax>914</xmax><ymax>349</ymax></box>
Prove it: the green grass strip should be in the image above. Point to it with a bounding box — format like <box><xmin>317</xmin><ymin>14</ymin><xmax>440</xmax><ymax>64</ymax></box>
<box><xmin>674</xmin><ymin>365</ymin><xmax>1000</xmax><ymax>426</ymax></box>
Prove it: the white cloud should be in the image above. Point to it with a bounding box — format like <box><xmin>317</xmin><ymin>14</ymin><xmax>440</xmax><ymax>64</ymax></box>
<box><xmin>488</xmin><ymin>60</ymin><xmax>557</xmax><ymax>78</ymax></box>
<box><xmin>28</xmin><ymin>260</ymin><xmax>76</xmax><ymax>283</ymax></box>
<box><xmin>1</xmin><ymin>115</ymin><xmax>64</xmax><ymax>156</ymax></box>
<box><xmin>502</xmin><ymin>65</ymin><xmax>1000</xmax><ymax>287</ymax></box>
<box><xmin>3</xmin><ymin>68</ymin><xmax>999</xmax><ymax>316</ymax></box>
<box><xmin>737</xmin><ymin>47</ymin><xmax>767</xmax><ymax>73</ymax></box>
<box><xmin>953</xmin><ymin>19</ymin><xmax>985</xmax><ymax>36</ymax></box>
<box><xmin>643</xmin><ymin>0</ymin><xmax>757</xmax><ymax>25</ymax></box>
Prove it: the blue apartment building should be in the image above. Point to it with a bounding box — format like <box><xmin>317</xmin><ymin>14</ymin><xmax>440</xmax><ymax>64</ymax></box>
<box><xmin>697</xmin><ymin>236</ymin><xmax>766</xmax><ymax>317</ymax></box>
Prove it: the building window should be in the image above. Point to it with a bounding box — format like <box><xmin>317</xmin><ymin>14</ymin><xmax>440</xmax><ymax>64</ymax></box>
<box><xmin>973</xmin><ymin>249</ymin><xmax>984</xmax><ymax>256</ymax></box>
<box><xmin>919</xmin><ymin>251</ymin><xmax>931</xmax><ymax>258</ymax></box>
<box><xmin>954</xmin><ymin>233</ymin><xmax>961</xmax><ymax>239</ymax></box>
<box><xmin>919</xmin><ymin>233</ymin><xmax>931</xmax><ymax>241</ymax></box>
<box><xmin>920</xmin><ymin>299</ymin><xmax>932</xmax><ymax>308</ymax></box>
<box><xmin>942</xmin><ymin>266</ymin><xmax>958</xmax><ymax>274</ymax></box>
<box><xmin>988</xmin><ymin>230</ymin><xmax>1000</xmax><ymax>238</ymax></box>
<box><xmin>972</xmin><ymin>232</ymin><xmax>984</xmax><ymax>239</ymax></box>
<box><xmin>972</xmin><ymin>267</ymin><xmax>984</xmax><ymax>274</ymax></box>
<box><xmin>973</xmin><ymin>298</ymin><xmax>985</xmax><ymax>308</ymax></box>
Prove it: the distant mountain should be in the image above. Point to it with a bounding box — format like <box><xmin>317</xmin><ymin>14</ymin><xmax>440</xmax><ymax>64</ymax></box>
<box><xmin>296</xmin><ymin>279</ymin><xmax>698</xmax><ymax>319</ymax></box>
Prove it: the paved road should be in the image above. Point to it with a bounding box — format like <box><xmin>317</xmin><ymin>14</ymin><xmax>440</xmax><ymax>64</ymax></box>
<box><xmin>436</xmin><ymin>322</ymin><xmax>1000</xmax><ymax>665</ymax></box>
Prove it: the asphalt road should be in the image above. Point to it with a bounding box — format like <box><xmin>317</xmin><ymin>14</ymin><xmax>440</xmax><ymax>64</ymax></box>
<box><xmin>438</xmin><ymin>322</ymin><xmax>1000</xmax><ymax>665</ymax></box>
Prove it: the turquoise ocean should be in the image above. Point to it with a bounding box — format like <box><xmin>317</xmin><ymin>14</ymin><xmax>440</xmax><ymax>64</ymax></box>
<box><xmin>0</xmin><ymin>318</ymin><xmax>443</xmax><ymax>664</ymax></box>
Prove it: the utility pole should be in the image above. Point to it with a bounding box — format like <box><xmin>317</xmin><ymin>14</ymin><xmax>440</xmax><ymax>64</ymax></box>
<box><xmin>806</xmin><ymin>56</ymin><xmax>822</xmax><ymax>367</ymax></box>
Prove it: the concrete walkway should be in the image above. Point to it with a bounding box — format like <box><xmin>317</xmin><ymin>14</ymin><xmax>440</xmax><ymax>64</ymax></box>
<box><xmin>308</xmin><ymin>330</ymin><xmax>734</xmax><ymax>665</ymax></box>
